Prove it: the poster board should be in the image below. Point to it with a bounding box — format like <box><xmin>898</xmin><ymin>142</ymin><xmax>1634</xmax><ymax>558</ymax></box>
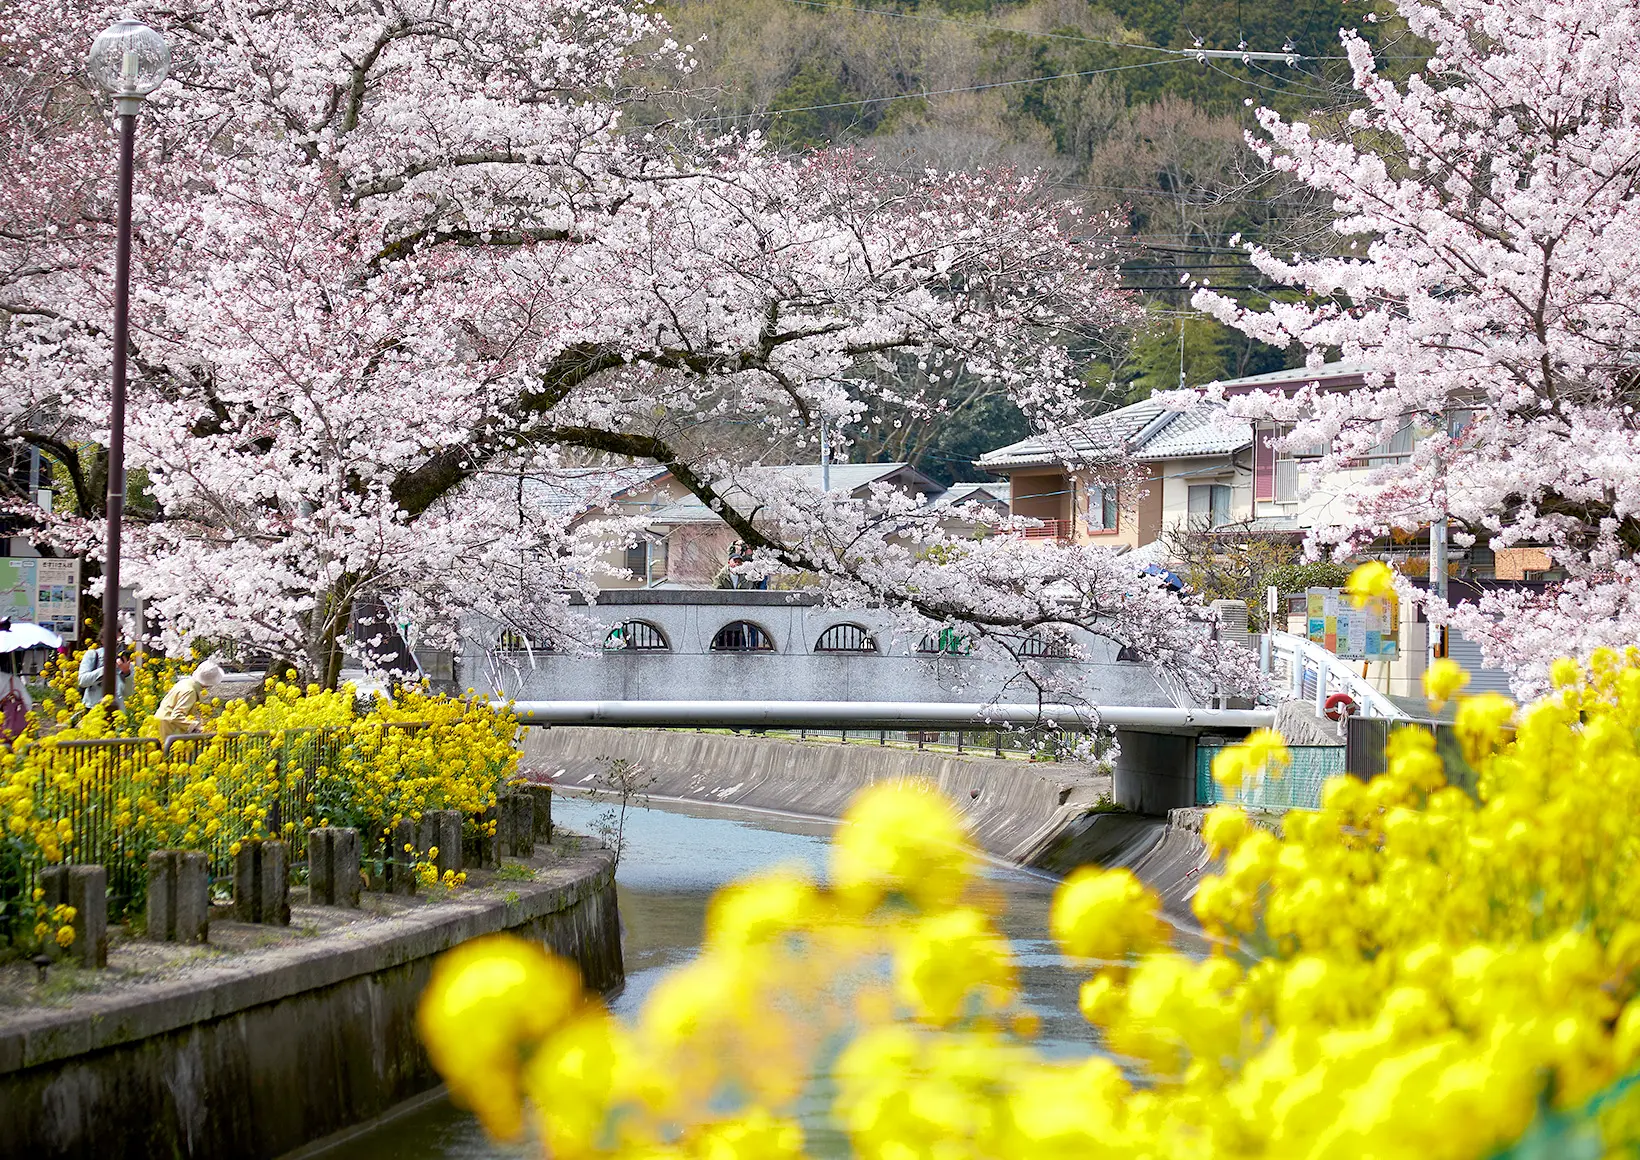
<box><xmin>0</xmin><ymin>557</ymin><xmax>81</xmax><ymax>640</ymax></box>
<box><xmin>1307</xmin><ymin>585</ymin><xmax>1398</xmax><ymax>660</ymax></box>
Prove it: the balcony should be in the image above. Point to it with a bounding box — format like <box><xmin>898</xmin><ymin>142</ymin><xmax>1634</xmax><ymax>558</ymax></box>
<box><xmin>1017</xmin><ymin>519</ymin><xmax>1069</xmax><ymax>541</ymax></box>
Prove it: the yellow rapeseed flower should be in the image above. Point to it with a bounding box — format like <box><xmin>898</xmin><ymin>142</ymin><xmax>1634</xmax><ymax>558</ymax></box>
<box><xmin>1345</xmin><ymin>560</ymin><xmax>1397</xmax><ymax>608</ymax></box>
<box><xmin>1423</xmin><ymin>657</ymin><xmax>1470</xmax><ymax>708</ymax></box>
<box><xmin>417</xmin><ymin>935</ymin><xmax>585</xmax><ymax>1140</ymax></box>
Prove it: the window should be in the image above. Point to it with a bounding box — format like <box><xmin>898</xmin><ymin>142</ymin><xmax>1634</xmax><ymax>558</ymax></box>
<box><xmin>1018</xmin><ymin>632</ymin><xmax>1074</xmax><ymax>660</ymax></box>
<box><xmin>1254</xmin><ymin>426</ymin><xmax>1277</xmax><ymax>502</ymax></box>
<box><xmin>623</xmin><ymin>537</ymin><xmax>668</xmax><ymax>584</ymax></box>
<box><xmin>815</xmin><ymin>624</ymin><xmax>877</xmax><ymax>653</ymax></box>
<box><xmin>917</xmin><ymin>629</ymin><xmax>971</xmax><ymax>656</ymax></box>
<box><xmin>604</xmin><ymin>620</ymin><xmax>669</xmax><ymax>651</ymax></box>
<box><xmin>1274</xmin><ymin>458</ymin><xmax>1300</xmax><ymax>502</ymax></box>
<box><xmin>711</xmin><ymin>621</ymin><xmax>774</xmax><ymax>652</ymax></box>
<box><xmin>1187</xmin><ymin>484</ymin><xmax>1233</xmax><ymax>528</ymax></box>
<box><xmin>1359</xmin><ymin>417</ymin><xmax>1414</xmax><ymax>465</ymax></box>
<box><xmin>1087</xmin><ymin>484</ymin><xmax>1118</xmax><ymax>531</ymax></box>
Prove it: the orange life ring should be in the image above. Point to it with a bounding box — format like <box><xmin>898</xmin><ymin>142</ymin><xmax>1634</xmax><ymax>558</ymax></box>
<box><xmin>1324</xmin><ymin>692</ymin><xmax>1358</xmax><ymax>721</ymax></box>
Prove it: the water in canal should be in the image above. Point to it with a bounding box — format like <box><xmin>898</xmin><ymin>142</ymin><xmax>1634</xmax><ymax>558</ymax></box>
<box><xmin>337</xmin><ymin>794</ymin><xmax>1117</xmax><ymax>1158</ymax></box>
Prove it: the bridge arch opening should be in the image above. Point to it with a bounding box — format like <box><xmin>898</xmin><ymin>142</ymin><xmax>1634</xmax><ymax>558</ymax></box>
<box><xmin>604</xmin><ymin>620</ymin><xmax>670</xmax><ymax>651</ymax></box>
<box><xmin>814</xmin><ymin>623</ymin><xmax>878</xmax><ymax>654</ymax></box>
<box><xmin>711</xmin><ymin>620</ymin><xmax>775</xmax><ymax>653</ymax></box>
<box><xmin>1017</xmin><ymin>630</ymin><xmax>1075</xmax><ymax>660</ymax></box>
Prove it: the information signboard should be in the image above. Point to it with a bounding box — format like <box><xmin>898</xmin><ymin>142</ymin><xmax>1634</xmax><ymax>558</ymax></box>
<box><xmin>1307</xmin><ymin>585</ymin><xmax>1398</xmax><ymax>660</ymax></box>
<box><xmin>0</xmin><ymin>557</ymin><xmax>81</xmax><ymax>640</ymax></box>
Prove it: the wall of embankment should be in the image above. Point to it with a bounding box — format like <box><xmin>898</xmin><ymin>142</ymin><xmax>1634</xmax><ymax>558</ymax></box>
<box><xmin>522</xmin><ymin>727</ymin><xmax>1212</xmax><ymax>916</ymax></box>
<box><xmin>0</xmin><ymin>846</ymin><xmax>621</xmax><ymax>1160</ymax></box>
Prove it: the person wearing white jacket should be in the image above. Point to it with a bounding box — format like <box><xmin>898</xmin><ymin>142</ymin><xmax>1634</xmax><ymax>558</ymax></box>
<box><xmin>77</xmin><ymin>645</ymin><xmax>133</xmax><ymax>708</ymax></box>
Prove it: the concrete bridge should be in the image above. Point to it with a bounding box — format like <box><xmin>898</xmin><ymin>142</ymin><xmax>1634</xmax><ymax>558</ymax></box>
<box><xmin>462</xmin><ymin>589</ymin><xmax>1179</xmax><ymax>707</ymax></box>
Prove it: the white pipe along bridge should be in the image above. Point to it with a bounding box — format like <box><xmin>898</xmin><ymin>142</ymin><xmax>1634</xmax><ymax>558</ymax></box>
<box><xmin>511</xmin><ymin>700</ymin><xmax>1277</xmax><ymax>815</ymax></box>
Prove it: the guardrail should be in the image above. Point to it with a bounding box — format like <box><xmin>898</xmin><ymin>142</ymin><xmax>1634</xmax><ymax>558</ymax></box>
<box><xmin>1265</xmin><ymin>632</ymin><xmax>1407</xmax><ymax>720</ymax></box>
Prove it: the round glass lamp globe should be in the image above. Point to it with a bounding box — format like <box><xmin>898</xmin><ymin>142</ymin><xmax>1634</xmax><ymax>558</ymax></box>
<box><xmin>85</xmin><ymin>18</ymin><xmax>170</xmax><ymax>98</ymax></box>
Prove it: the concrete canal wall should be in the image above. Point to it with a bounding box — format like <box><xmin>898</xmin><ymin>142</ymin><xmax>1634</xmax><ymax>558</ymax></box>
<box><xmin>522</xmin><ymin>727</ymin><xmax>1213</xmax><ymax>914</ymax></box>
<box><xmin>0</xmin><ymin>846</ymin><xmax>620</xmax><ymax>1160</ymax></box>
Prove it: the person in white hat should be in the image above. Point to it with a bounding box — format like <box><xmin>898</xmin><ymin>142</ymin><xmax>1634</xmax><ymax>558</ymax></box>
<box><xmin>152</xmin><ymin>659</ymin><xmax>225</xmax><ymax>747</ymax></box>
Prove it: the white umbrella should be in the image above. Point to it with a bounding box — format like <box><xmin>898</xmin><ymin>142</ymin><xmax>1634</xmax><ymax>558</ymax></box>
<box><xmin>0</xmin><ymin>620</ymin><xmax>63</xmax><ymax>653</ymax></box>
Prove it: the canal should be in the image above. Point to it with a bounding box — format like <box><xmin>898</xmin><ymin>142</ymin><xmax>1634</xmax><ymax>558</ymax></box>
<box><xmin>335</xmin><ymin>793</ymin><xmax>1131</xmax><ymax>1158</ymax></box>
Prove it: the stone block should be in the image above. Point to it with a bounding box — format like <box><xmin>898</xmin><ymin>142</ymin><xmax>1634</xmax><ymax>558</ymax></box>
<box><xmin>416</xmin><ymin>810</ymin><xmax>464</xmax><ymax>880</ymax></box>
<box><xmin>500</xmin><ymin>792</ymin><xmax>535</xmax><ymax>859</ymax></box>
<box><xmin>386</xmin><ymin>819</ymin><xmax>417</xmax><ymax>895</ymax></box>
<box><xmin>38</xmin><ymin>864</ymin><xmax>109</xmax><ymax>967</ymax></box>
<box><xmin>307</xmin><ymin>827</ymin><xmax>361</xmax><ymax>907</ymax></box>
<box><xmin>525</xmin><ymin>783</ymin><xmax>553</xmax><ymax>842</ymax></box>
<box><xmin>146</xmin><ymin>850</ymin><xmax>210</xmax><ymax>943</ymax></box>
<box><xmin>232</xmin><ymin>839</ymin><xmax>291</xmax><ymax>925</ymax></box>
<box><xmin>472</xmin><ymin>807</ymin><xmax>501</xmax><ymax>871</ymax></box>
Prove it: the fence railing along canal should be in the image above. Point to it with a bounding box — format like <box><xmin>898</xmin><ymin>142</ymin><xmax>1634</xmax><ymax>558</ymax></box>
<box><xmin>11</xmin><ymin>722</ymin><xmax>430</xmax><ymax>910</ymax></box>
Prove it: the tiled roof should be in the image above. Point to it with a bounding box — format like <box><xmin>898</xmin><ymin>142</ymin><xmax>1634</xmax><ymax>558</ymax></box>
<box><xmin>977</xmin><ymin>398</ymin><xmax>1254</xmax><ymax>470</ymax></box>
<box><xmin>1133</xmin><ymin>411</ymin><xmax>1252</xmax><ymax>460</ymax></box>
<box><xmin>977</xmin><ymin>399</ymin><xmax>1175</xmax><ymax>469</ymax></box>
<box><xmin>1210</xmin><ymin>360</ymin><xmax>1370</xmax><ymax>394</ymax></box>
<box><xmin>641</xmin><ymin>463</ymin><xmax>938</xmax><ymax>525</ymax></box>
<box><xmin>520</xmin><ymin>467</ymin><xmax>672</xmax><ymax>520</ymax></box>
<box><xmin>928</xmin><ymin>481</ymin><xmax>1011</xmax><ymax>509</ymax></box>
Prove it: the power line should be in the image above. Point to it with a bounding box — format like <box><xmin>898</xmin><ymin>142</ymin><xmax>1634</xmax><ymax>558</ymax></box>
<box><xmin>767</xmin><ymin>0</ymin><xmax>1339</xmax><ymax>61</ymax></box>
<box><xmin>691</xmin><ymin>58</ymin><xmax>1185</xmax><ymax>123</ymax></box>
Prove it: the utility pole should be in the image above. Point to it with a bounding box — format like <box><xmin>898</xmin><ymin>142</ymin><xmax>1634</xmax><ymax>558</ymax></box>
<box><xmin>820</xmin><ymin>414</ymin><xmax>831</xmax><ymax>494</ymax></box>
<box><xmin>1428</xmin><ymin>430</ymin><xmax>1449</xmax><ymax>669</ymax></box>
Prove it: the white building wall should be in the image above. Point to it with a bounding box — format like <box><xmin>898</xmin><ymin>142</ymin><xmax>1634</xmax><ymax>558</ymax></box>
<box><xmin>1155</xmin><ymin>458</ymin><xmax>1255</xmax><ymax>535</ymax></box>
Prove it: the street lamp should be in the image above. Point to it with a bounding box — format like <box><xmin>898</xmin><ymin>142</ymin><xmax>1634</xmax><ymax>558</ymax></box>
<box><xmin>85</xmin><ymin>17</ymin><xmax>169</xmax><ymax>703</ymax></box>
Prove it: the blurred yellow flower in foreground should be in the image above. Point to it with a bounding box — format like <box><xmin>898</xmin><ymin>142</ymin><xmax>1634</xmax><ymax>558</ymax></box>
<box><xmin>419</xmin><ymin>654</ymin><xmax>1640</xmax><ymax>1159</ymax></box>
<box><xmin>1423</xmin><ymin>656</ymin><xmax>1470</xmax><ymax>708</ymax></box>
<box><xmin>418</xmin><ymin>935</ymin><xmax>584</xmax><ymax>1140</ymax></box>
<box><xmin>1345</xmin><ymin>559</ymin><xmax>1397</xmax><ymax>608</ymax></box>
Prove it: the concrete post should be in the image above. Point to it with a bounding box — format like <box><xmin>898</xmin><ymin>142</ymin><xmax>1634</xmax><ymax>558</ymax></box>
<box><xmin>232</xmin><ymin>839</ymin><xmax>291</xmax><ymax>925</ymax></box>
<box><xmin>500</xmin><ymin>792</ymin><xmax>535</xmax><ymax>858</ymax></box>
<box><xmin>1110</xmin><ymin>729</ymin><xmax>1198</xmax><ymax>815</ymax></box>
<box><xmin>386</xmin><ymin>819</ymin><xmax>418</xmax><ymax>895</ymax></box>
<box><xmin>473</xmin><ymin>806</ymin><xmax>502</xmax><ymax>871</ymax></box>
<box><xmin>307</xmin><ymin>827</ymin><xmax>361</xmax><ymax>907</ymax></box>
<box><xmin>525</xmin><ymin>784</ymin><xmax>553</xmax><ymax>843</ymax></box>
<box><xmin>146</xmin><ymin>850</ymin><xmax>210</xmax><ymax>943</ymax></box>
<box><xmin>416</xmin><ymin>810</ymin><xmax>463</xmax><ymax>881</ymax></box>
<box><xmin>39</xmin><ymin>864</ymin><xmax>109</xmax><ymax>967</ymax></box>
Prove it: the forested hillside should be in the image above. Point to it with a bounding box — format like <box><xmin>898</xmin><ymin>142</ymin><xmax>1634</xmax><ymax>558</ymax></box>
<box><xmin>637</xmin><ymin>0</ymin><xmax>1408</xmax><ymax>479</ymax></box>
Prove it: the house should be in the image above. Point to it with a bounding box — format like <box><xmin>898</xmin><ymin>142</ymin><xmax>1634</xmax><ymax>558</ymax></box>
<box><xmin>634</xmin><ymin>463</ymin><xmax>942</xmax><ymax>587</ymax></box>
<box><xmin>522</xmin><ymin>466</ymin><xmax>686</xmax><ymax>589</ymax></box>
<box><xmin>976</xmin><ymin>399</ymin><xmax>1256</xmax><ymax>545</ymax></box>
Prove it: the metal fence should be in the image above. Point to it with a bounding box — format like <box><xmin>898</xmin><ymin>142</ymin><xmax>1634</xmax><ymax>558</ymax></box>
<box><xmin>7</xmin><ymin>721</ymin><xmax>428</xmax><ymax>912</ymax></box>
<box><xmin>1195</xmin><ymin>744</ymin><xmax>1348</xmax><ymax>811</ymax></box>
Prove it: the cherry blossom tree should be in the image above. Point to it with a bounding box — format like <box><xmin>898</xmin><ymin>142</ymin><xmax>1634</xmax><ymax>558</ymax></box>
<box><xmin>1190</xmin><ymin>0</ymin><xmax>1640</xmax><ymax>691</ymax></box>
<box><xmin>2</xmin><ymin>0</ymin><xmax>1258</xmax><ymax>701</ymax></box>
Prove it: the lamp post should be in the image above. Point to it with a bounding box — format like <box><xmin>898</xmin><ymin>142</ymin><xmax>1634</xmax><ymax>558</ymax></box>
<box><xmin>85</xmin><ymin>18</ymin><xmax>169</xmax><ymax>703</ymax></box>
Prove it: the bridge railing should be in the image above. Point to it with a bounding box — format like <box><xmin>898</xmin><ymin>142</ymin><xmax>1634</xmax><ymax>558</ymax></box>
<box><xmin>1195</xmin><ymin>742</ymin><xmax>1347</xmax><ymax>811</ymax></box>
<box><xmin>1265</xmin><ymin>632</ymin><xmax>1407</xmax><ymax>720</ymax></box>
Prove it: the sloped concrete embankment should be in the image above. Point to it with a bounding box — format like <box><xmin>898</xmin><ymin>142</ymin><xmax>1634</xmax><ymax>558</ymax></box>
<box><xmin>522</xmin><ymin>727</ymin><xmax>1211</xmax><ymax>912</ymax></box>
<box><xmin>0</xmin><ymin>846</ymin><xmax>621</xmax><ymax>1160</ymax></box>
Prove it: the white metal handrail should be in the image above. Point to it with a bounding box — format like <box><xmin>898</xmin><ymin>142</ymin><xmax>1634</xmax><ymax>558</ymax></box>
<box><xmin>1265</xmin><ymin>632</ymin><xmax>1407</xmax><ymax>720</ymax></box>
